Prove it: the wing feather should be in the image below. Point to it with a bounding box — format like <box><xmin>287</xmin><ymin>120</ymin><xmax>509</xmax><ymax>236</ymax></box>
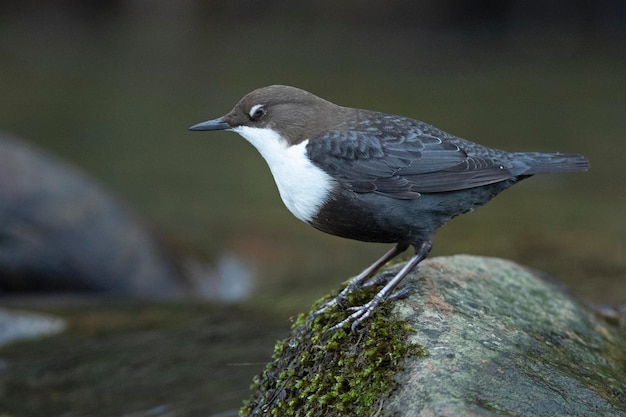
<box><xmin>306</xmin><ymin>129</ymin><xmax>513</xmax><ymax>199</ymax></box>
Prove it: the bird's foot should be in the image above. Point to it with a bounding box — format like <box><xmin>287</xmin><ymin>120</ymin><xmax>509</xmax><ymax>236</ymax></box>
<box><xmin>325</xmin><ymin>286</ymin><xmax>412</xmax><ymax>333</ymax></box>
<box><xmin>387</xmin><ymin>285</ymin><xmax>413</xmax><ymax>302</ymax></box>
<box><xmin>323</xmin><ymin>242</ymin><xmax>431</xmax><ymax>332</ymax></box>
<box><xmin>326</xmin><ymin>294</ymin><xmax>384</xmax><ymax>333</ymax></box>
<box><xmin>360</xmin><ymin>271</ymin><xmax>395</xmax><ymax>288</ymax></box>
<box><xmin>306</xmin><ymin>269</ymin><xmax>397</xmax><ymax>326</ymax></box>
<box><xmin>306</xmin><ymin>244</ymin><xmax>410</xmax><ymax>327</ymax></box>
<box><xmin>306</xmin><ymin>281</ymin><xmax>359</xmax><ymax>326</ymax></box>
<box><xmin>306</xmin><ymin>300</ymin><xmax>336</xmax><ymax>326</ymax></box>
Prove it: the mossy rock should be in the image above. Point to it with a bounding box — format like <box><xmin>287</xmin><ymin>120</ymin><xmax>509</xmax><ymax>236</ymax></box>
<box><xmin>241</xmin><ymin>255</ymin><xmax>626</xmax><ymax>417</ymax></box>
<box><xmin>241</xmin><ymin>280</ymin><xmax>426</xmax><ymax>417</ymax></box>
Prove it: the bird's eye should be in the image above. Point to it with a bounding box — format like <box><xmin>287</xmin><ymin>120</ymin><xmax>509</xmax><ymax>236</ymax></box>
<box><xmin>248</xmin><ymin>104</ymin><xmax>266</xmax><ymax>121</ymax></box>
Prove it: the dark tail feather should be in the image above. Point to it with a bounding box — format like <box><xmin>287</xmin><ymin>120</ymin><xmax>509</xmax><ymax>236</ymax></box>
<box><xmin>513</xmin><ymin>152</ymin><xmax>589</xmax><ymax>175</ymax></box>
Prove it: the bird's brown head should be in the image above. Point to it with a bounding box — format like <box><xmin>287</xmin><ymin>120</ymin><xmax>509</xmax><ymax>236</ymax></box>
<box><xmin>190</xmin><ymin>85</ymin><xmax>351</xmax><ymax>144</ymax></box>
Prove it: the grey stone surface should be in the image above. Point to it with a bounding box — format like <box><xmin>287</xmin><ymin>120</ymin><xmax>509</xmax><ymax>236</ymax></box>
<box><xmin>0</xmin><ymin>133</ymin><xmax>184</xmax><ymax>297</ymax></box>
<box><xmin>390</xmin><ymin>255</ymin><xmax>626</xmax><ymax>417</ymax></box>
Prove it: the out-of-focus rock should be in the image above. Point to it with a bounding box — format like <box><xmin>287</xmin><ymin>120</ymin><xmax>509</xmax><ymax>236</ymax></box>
<box><xmin>0</xmin><ymin>132</ymin><xmax>253</xmax><ymax>300</ymax></box>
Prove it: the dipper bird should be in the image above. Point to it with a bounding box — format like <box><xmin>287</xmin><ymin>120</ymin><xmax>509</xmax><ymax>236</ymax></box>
<box><xmin>189</xmin><ymin>85</ymin><xmax>589</xmax><ymax>331</ymax></box>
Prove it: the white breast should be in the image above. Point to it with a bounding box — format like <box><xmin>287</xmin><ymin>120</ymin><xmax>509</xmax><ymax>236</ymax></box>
<box><xmin>232</xmin><ymin>126</ymin><xmax>335</xmax><ymax>223</ymax></box>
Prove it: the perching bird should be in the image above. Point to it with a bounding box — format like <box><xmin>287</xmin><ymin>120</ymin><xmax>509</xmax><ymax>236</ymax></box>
<box><xmin>189</xmin><ymin>85</ymin><xmax>589</xmax><ymax>331</ymax></box>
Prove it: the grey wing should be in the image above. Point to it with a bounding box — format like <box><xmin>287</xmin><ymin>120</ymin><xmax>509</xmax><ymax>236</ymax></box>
<box><xmin>306</xmin><ymin>130</ymin><xmax>514</xmax><ymax>200</ymax></box>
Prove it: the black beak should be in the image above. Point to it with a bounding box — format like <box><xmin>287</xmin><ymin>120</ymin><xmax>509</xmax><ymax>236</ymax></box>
<box><xmin>188</xmin><ymin>117</ymin><xmax>230</xmax><ymax>131</ymax></box>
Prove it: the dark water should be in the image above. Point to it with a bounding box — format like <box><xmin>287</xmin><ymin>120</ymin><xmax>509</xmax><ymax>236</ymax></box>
<box><xmin>0</xmin><ymin>4</ymin><xmax>625</xmax><ymax>415</ymax></box>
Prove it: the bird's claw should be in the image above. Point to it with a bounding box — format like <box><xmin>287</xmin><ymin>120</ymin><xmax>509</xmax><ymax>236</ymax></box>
<box><xmin>306</xmin><ymin>302</ymin><xmax>332</xmax><ymax>326</ymax></box>
<box><xmin>326</xmin><ymin>297</ymin><xmax>381</xmax><ymax>333</ymax></box>
<box><xmin>322</xmin><ymin>285</ymin><xmax>411</xmax><ymax>330</ymax></box>
<box><xmin>306</xmin><ymin>281</ymin><xmax>361</xmax><ymax>326</ymax></box>
<box><xmin>309</xmin><ymin>241</ymin><xmax>430</xmax><ymax>332</ymax></box>
<box><xmin>388</xmin><ymin>285</ymin><xmax>413</xmax><ymax>301</ymax></box>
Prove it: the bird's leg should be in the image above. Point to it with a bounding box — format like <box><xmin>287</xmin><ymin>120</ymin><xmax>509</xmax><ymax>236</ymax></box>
<box><xmin>360</xmin><ymin>270</ymin><xmax>397</xmax><ymax>289</ymax></box>
<box><xmin>327</xmin><ymin>240</ymin><xmax>432</xmax><ymax>333</ymax></box>
<box><xmin>306</xmin><ymin>243</ymin><xmax>408</xmax><ymax>325</ymax></box>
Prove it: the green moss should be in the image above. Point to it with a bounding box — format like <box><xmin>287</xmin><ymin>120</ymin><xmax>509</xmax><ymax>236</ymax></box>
<box><xmin>240</xmin><ymin>287</ymin><xmax>426</xmax><ymax>417</ymax></box>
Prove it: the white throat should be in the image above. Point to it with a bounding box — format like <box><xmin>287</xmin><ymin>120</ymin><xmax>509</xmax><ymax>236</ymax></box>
<box><xmin>232</xmin><ymin>126</ymin><xmax>334</xmax><ymax>222</ymax></box>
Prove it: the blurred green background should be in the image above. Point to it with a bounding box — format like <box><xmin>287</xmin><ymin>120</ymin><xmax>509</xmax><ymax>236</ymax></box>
<box><xmin>0</xmin><ymin>1</ymin><xmax>625</xmax><ymax>415</ymax></box>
